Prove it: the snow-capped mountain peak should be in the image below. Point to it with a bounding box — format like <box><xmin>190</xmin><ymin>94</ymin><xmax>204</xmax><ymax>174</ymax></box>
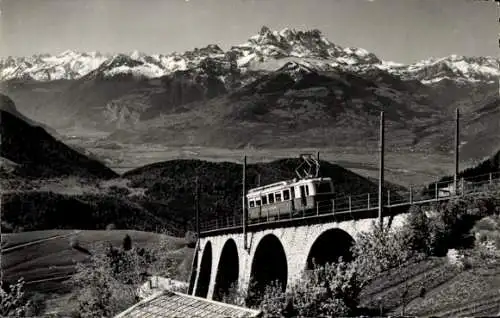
<box><xmin>388</xmin><ymin>54</ymin><xmax>500</xmax><ymax>84</ymax></box>
<box><xmin>276</xmin><ymin>61</ymin><xmax>316</xmax><ymax>79</ymax></box>
<box><xmin>0</xmin><ymin>27</ymin><xmax>498</xmax><ymax>85</ymax></box>
<box><xmin>238</xmin><ymin>26</ymin><xmax>341</xmax><ymax>61</ymax></box>
<box><xmin>0</xmin><ymin>50</ymin><xmax>109</xmax><ymax>81</ymax></box>
<box><xmin>130</xmin><ymin>50</ymin><xmax>146</xmax><ymax>60</ymax></box>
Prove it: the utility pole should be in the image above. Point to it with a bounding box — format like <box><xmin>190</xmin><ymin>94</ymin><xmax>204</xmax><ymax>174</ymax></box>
<box><xmin>378</xmin><ymin>111</ymin><xmax>385</xmax><ymax>229</ymax></box>
<box><xmin>454</xmin><ymin>108</ymin><xmax>460</xmax><ymax>195</ymax></box>
<box><xmin>316</xmin><ymin>151</ymin><xmax>320</xmax><ymax>177</ymax></box>
<box><xmin>0</xmin><ymin>194</ymin><xmax>2</xmax><ymax>289</ymax></box>
<box><xmin>195</xmin><ymin>176</ymin><xmax>200</xmax><ymax>250</ymax></box>
<box><xmin>242</xmin><ymin>155</ymin><xmax>248</xmax><ymax>250</ymax></box>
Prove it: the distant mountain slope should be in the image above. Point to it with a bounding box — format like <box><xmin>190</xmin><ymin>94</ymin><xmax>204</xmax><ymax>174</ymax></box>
<box><xmin>1</xmin><ymin>67</ymin><xmax>230</xmax><ymax>131</ymax></box>
<box><xmin>0</xmin><ymin>94</ymin><xmax>118</xmax><ymax>179</ymax></box>
<box><xmin>460</xmin><ymin>97</ymin><xmax>500</xmax><ymax>160</ymax></box>
<box><xmin>122</xmin><ymin>158</ymin><xmax>403</xmax><ymax>228</ymax></box>
<box><xmin>1</xmin><ymin>191</ymin><xmax>173</xmax><ymax>233</ymax></box>
<box><xmin>459</xmin><ymin>149</ymin><xmax>500</xmax><ymax>179</ymax></box>
<box><xmin>427</xmin><ymin>149</ymin><xmax>500</xmax><ymax>192</ymax></box>
<box><xmin>105</xmin><ymin>64</ymin><xmax>442</xmax><ymax>152</ymax></box>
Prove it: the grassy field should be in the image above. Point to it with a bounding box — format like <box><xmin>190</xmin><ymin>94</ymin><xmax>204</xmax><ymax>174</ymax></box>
<box><xmin>399</xmin><ymin>265</ymin><xmax>500</xmax><ymax>317</ymax></box>
<box><xmin>2</xmin><ymin>229</ymin><xmax>193</xmax><ymax>315</ymax></box>
<box><xmin>2</xmin><ymin>230</ymin><xmax>77</xmax><ymax>249</ymax></box>
<box><xmin>360</xmin><ymin>257</ymin><xmax>500</xmax><ymax>317</ymax></box>
<box><xmin>3</xmin><ymin>229</ymin><xmax>189</xmax><ymax>282</ymax></box>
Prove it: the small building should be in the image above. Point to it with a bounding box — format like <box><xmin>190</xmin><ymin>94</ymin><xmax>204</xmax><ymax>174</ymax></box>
<box><xmin>438</xmin><ymin>184</ymin><xmax>455</xmax><ymax>197</ymax></box>
<box><xmin>114</xmin><ymin>290</ymin><xmax>262</xmax><ymax>318</ymax></box>
<box><xmin>137</xmin><ymin>276</ymin><xmax>189</xmax><ymax>299</ymax></box>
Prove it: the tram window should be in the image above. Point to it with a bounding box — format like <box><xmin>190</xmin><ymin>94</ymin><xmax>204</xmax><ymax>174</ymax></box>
<box><xmin>283</xmin><ymin>189</ymin><xmax>290</xmax><ymax>200</ymax></box>
<box><xmin>275</xmin><ymin>192</ymin><xmax>282</xmax><ymax>202</ymax></box>
<box><xmin>268</xmin><ymin>193</ymin><xmax>275</xmax><ymax>203</ymax></box>
<box><xmin>317</xmin><ymin>182</ymin><xmax>333</xmax><ymax>194</ymax></box>
<box><xmin>262</xmin><ymin>196</ymin><xmax>268</xmax><ymax>205</ymax></box>
<box><xmin>305</xmin><ymin>185</ymin><xmax>310</xmax><ymax>196</ymax></box>
<box><xmin>249</xmin><ymin>200</ymin><xmax>255</xmax><ymax>208</ymax></box>
<box><xmin>256</xmin><ymin>199</ymin><xmax>261</xmax><ymax>206</ymax></box>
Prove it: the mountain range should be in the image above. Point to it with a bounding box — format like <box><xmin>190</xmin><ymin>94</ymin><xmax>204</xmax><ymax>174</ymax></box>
<box><xmin>1</xmin><ymin>26</ymin><xmax>498</xmax><ymax>162</ymax></box>
<box><xmin>2</xmin><ymin>27</ymin><xmax>498</xmax><ymax>84</ymax></box>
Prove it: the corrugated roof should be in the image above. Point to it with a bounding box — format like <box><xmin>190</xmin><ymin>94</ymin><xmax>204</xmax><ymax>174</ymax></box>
<box><xmin>114</xmin><ymin>290</ymin><xmax>262</xmax><ymax>318</ymax></box>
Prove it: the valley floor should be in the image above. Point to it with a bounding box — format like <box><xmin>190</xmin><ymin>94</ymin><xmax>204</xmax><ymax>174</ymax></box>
<box><xmin>71</xmin><ymin>143</ymin><xmax>462</xmax><ymax>187</ymax></box>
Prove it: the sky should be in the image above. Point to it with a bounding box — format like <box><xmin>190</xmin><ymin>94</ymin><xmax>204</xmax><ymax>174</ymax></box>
<box><xmin>0</xmin><ymin>0</ymin><xmax>498</xmax><ymax>63</ymax></box>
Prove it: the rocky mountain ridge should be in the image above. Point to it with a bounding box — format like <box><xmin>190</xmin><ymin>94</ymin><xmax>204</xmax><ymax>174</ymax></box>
<box><xmin>2</xmin><ymin>27</ymin><xmax>498</xmax><ymax>85</ymax></box>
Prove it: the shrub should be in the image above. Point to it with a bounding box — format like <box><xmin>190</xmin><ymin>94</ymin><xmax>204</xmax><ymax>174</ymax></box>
<box><xmin>351</xmin><ymin>221</ymin><xmax>417</xmax><ymax>285</ymax></box>
<box><xmin>106</xmin><ymin>223</ymin><xmax>117</xmax><ymax>230</ymax></box>
<box><xmin>405</xmin><ymin>205</ymin><xmax>433</xmax><ymax>254</ymax></box>
<box><xmin>26</xmin><ymin>292</ymin><xmax>47</xmax><ymax>316</ymax></box>
<box><xmin>122</xmin><ymin>234</ymin><xmax>132</xmax><ymax>251</ymax></box>
<box><xmin>70</xmin><ymin>242</ymin><xmax>176</xmax><ymax>317</ymax></box>
<box><xmin>70</xmin><ymin>244</ymin><xmax>127</xmax><ymax>317</ymax></box>
<box><xmin>258</xmin><ymin>260</ymin><xmax>362</xmax><ymax>318</ymax></box>
<box><xmin>184</xmin><ymin>231</ymin><xmax>197</xmax><ymax>248</ymax></box>
<box><xmin>404</xmin><ymin>189</ymin><xmax>500</xmax><ymax>257</ymax></box>
<box><xmin>466</xmin><ymin>215</ymin><xmax>500</xmax><ymax>268</ymax></box>
<box><xmin>220</xmin><ymin>282</ymin><xmax>248</xmax><ymax>307</ymax></box>
<box><xmin>405</xmin><ymin>205</ymin><xmax>448</xmax><ymax>256</ymax></box>
<box><xmin>147</xmin><ymin>237</ymin><xmax>178</xmax><ymax>278</ymax></box>
<box><xmin>0</xmin><ymin>278</ymin><xmax>33</xmax><ymax>317</ymax></box>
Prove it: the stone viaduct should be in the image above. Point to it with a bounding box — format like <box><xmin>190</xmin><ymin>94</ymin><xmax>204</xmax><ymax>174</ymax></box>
<box><xmin>188</xmin><ymin>210</ymin><xmax>410</xmax><ymax>302</ymax></box>
<box><xmin>186</xmin><ymin>109</ymin><xmax>484</xmax><ymax>302</ymax></box>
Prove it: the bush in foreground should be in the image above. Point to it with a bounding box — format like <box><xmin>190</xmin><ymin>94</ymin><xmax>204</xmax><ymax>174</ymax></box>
<box><xmin>0</xmin><ymin>278</ymin><xmax>33</xmax><ymax>317</ymax></box>
<box><xmin>256</xmin><ymin>259</ymin><xmax>361</xmax><ymax>318</ymax></box>
<box><xmin>69</xmin><ymin>235</ymin><xmax>177</xmax><ymax>318</ymax></box>
<box><xmin>351</xmin><ymin>220</ymin><xmax>419</xmax><ymax>285</ymax></box>
<box><xmin>405</xmin><ymin>188</ymin><xmax>500</xmax><ymax>257</ymax></box>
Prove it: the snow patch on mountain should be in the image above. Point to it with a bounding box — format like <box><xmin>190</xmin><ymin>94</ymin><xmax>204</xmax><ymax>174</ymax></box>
<box><xmin>0</xmin><ymin>50</ymin><xmax>109</xmax><ymax>81</ymax></box>
<box><xmin>1</xmin><ymin>27</ymin><xmax>498</xmax><ymax>85</ymax></box>
<box><xmin>389</xmin><ymin>54</ymin><xmax>499</xmax><ymax>84</ymax></box>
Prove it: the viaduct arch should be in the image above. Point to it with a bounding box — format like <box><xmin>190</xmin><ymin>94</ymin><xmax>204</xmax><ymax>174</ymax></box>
<box><xmin>213</xmin><ymin>239</ymin><xmax>240</xmax><ymax>301</ymax></box>
<box><xmin>194</xmin><ymin>241</ymin><xmax>212</xmax><ymax>297</ymax></box>
<box><xmin>191</xmin><ymin>214</ymin><xmax>408</xmax><ymax>300</ymax></box>
<box><xmin>306</xmin><ymin>228</ymin><xmax>355</xmax><ymax>270</ymax></box>
<box><xmin>248</xmin><ymin>234</ymin><xmax>288</xmax><ymax>305</ymax></box>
